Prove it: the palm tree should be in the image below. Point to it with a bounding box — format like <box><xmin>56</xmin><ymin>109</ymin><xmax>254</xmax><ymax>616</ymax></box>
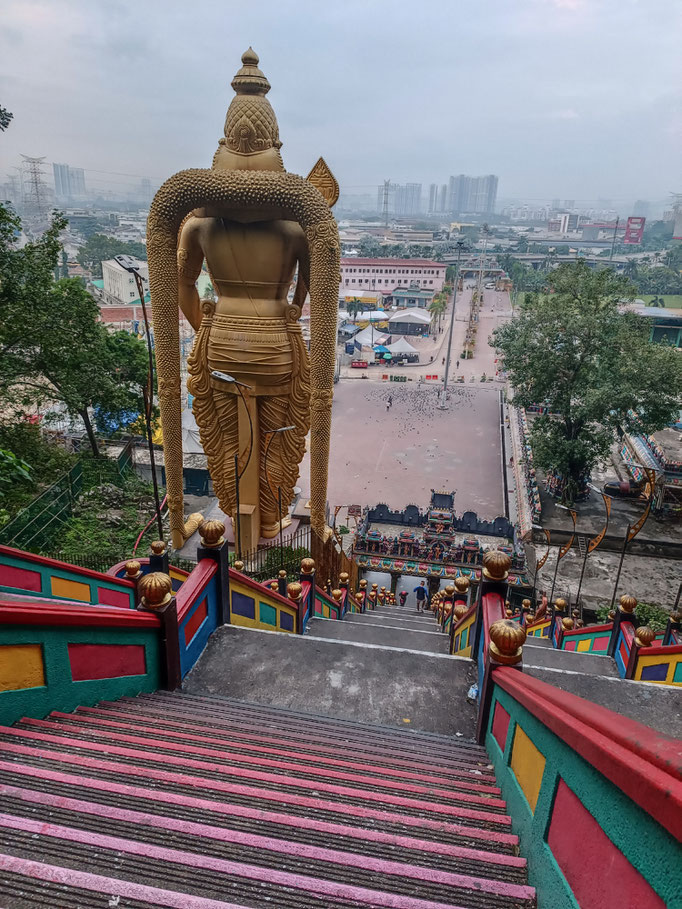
<box><xmin>346</xmin><ymin>298</ymin><xmax>363</xmax><ymax>322</ymax></box>
<box><xmin>429</xmin><ymin>294</ymin><xmax>447</xmax><ymax>330</ymax></box>
<box><xmin>623</xmin><ymin>258</ymin><xmax>638</xmax><ymax>280</ymax></box>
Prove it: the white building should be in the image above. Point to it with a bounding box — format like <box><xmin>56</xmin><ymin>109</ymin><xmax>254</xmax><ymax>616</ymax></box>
<box><xmin>101</xmin><ymin>257</ymin><xmax>149</xmax><ymax>306</ymax></box>
<box><xmin>340</xmin><ymin>258</ymin><xmax>446</xmax><ymax>296</ymax></box>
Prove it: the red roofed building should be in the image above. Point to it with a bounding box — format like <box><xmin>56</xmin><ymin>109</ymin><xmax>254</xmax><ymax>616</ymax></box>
<box><xmin>340</xmin><ymin>258</ymin><xmax>446</xmax><ymax>296</ymax></box>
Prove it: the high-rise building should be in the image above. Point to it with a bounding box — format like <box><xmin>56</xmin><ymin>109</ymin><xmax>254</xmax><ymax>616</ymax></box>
<box><xmin>394</xmin><ymin>183</ymin><xmax>422</xmax><ymax>216</ymax></box>
<box><xmin>447</xmin><ymin>174</ymin><xmax>498</xmax><ymax>214</ymax></box>
<box><xmin>53</xmin><ymin>163</ymin><xmax>87</xmax><ymax>202</ymax></box>
<box><xmin>438</xmin><ymin>184</ymin><xmax>447</xmax><ymax>212</ymax></box>
<box><xmin>428</xmin><ymin>183</ymin><xmax>439</xmax><ymax>213</ymax></box>
<box><xmin>633</xmin><ymin>199</ymin><xmax>650</xmax><ymax>217</ymax></box>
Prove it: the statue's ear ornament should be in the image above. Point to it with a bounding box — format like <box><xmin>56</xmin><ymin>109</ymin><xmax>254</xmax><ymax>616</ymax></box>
<box><xmin>306</xmin><ymin>157</ymin><xmax>339</xmax><ymax>208</ymax></box>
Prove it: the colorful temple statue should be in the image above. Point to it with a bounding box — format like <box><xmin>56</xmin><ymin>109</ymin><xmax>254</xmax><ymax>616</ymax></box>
<box><xmin>147</xmin><ymin>49</ymin><xmax>340</xmax><ymax>550</ymax></box>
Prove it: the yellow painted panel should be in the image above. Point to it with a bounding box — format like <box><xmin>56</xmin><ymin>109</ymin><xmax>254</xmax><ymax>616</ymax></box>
<box><xmin>511</xmin><ymin>725</ymin><xmax>546</xmax><ymax>813</ymax></box>
<box><xmin>634</xmin><ymin>652</ymin><xmax>681</xmax><ymax>685</ymax></box>
<box><xmin>576</xmin><ymin>639</ymin><xmax>592</xmax><ymax>652</ymax></box>
<box><xmin>51</xmin><ymin>576</ymin><xmax>91</xmax><ymax>602</ymax></box>
<box><xmin>0</xmin><ymin>644</ymin><xmax>45</xmax><ymax>691</ymax></box>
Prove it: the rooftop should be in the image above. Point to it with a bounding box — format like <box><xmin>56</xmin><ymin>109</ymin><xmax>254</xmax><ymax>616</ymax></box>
<box><xmin>340</xmin><ymin>258</ymin><xmax>446</xmax><ymax>268</ymax></box>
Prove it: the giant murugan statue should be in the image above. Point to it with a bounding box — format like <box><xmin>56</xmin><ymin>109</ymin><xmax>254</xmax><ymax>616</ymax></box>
<box><xmin>147</xmin><ymin>48</ymin><xmax>340</xmax><ymax>551</ymax></box>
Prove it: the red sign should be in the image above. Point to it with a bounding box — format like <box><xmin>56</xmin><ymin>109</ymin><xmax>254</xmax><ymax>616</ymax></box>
<box><xmin>623</xmin><ymin>216</ymin><xmax>646</xmax><ymax>245</ymax></box>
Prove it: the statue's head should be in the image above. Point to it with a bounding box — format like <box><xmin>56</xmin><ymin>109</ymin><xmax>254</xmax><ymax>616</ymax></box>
<box><xmin>213</xmin><ymin>48</ymin><xmax>284</xmax><ymax>173</ymax></box>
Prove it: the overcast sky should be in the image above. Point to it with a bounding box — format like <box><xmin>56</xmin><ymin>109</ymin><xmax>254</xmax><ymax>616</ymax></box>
<box><xmin>2</xmin><ymin>0</ymin><xmax>680</xmax><ymax>207</ymax></box>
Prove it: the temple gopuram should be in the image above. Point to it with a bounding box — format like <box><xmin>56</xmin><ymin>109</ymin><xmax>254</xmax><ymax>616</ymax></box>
<box><xmin>353</xmin><ymin>490</ymin><xmax>531</xmax><ymax>603</ymax></box>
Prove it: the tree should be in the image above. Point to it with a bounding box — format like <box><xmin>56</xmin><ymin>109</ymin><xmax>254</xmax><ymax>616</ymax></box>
<box><xmin>76</xmin><ymin>234</ymin><xmax>147</xmax><ymax>278</ymax></box>
<box><xmin>623</xmin><ymin>258</ymin><xmax>638</xmax><ymax>280</ymax></box>
<box><xmin>429</xmin><ymin>294</ymin><xmax>447</xmax><ymax>330</ymax></box>
<box><xmin>0</xmin><ymin>206</ymin><xmax>151</xmax><ymax>457</ymax></box>
<box><xmin>0</xmin><ymin>104</ymin><xmax>13</xmax><ymax>132</ymax></box>
<box><xmin>345</xmin><ymin>298</ymin><xmax>364</xmax><ymax>322</ymax></box>
<box><xmin>492</xmin><ymin>261</ymin><xmax>682</xmax><ymax>504</ymax></box>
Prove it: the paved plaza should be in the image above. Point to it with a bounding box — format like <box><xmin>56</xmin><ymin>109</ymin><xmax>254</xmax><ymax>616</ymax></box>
<box><xmin>299</xmin><ymin>380</ymin><xmax>505</xmax><ymax>517</ymax></box>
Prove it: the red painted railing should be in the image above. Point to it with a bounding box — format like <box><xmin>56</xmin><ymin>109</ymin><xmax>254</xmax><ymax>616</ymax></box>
<box><xmin>494</xmin><ymin>667</ymin><xmax>682</xmax><ymax>842</ymax></box>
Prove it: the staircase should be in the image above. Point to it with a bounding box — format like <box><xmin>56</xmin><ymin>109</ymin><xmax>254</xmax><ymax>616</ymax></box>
<box><xmin>0</xmin><ymin>693</ymin><xmax>536</xmax><ymax>908</ymax></box>
<box><xmin>311</xmin><ymin>600</ymin><xmax>449</xmax><ymax>654</ymax></box>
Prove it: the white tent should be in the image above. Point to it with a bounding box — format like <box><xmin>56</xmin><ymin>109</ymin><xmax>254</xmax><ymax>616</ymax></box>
<box><xmin>354</xmin><ymin>326</ymin><xmax>389</xmax><ymax>347</ymax></box>
<box><xmin>358</xmin><ymin>310</ymin><xmax>388</xmax><ymax>322</ymax></box>
<box><xmin>387</xmin><ymin>336</ymin><xmax>419</xmax><ymax>354</ymax></box>
<box><xmin>388</xmin><ymin>308</ymin><xmax>431</xmax><ymax>324</ymax></box>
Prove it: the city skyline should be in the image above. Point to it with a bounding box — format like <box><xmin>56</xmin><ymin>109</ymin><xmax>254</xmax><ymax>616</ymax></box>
<box><xmin>1</xmin><ymin>0</ymin><xmax>680</xmax><ymax>204</ymax></box>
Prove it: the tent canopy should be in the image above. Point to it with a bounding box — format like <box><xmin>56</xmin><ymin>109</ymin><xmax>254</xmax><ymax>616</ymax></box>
<box><xmin>354</xmin><ymin>326</ymin><xmax>389</xmax><ymax>347</ymax></box>
<box><xmin>373</xmin><ymin>344</ymin><xmax>390</xmax><ymax>353</ymax></box>
<box><xmin>387</xmin><ymin>336</ymin><xmax>419</xmax><ymax>354</ymax></box>
<box><xmin>388</xmin><ymin>308</ymin><xmax>431</xmax><ymax>324</ymax></box>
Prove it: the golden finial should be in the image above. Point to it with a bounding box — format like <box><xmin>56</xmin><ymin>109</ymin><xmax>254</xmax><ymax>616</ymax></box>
<box><xmin>269</xmin><ymin>581</ymin><xmax>278</xmax><ymax>591</ymax></box>
<box><xmin>635</xmin><ymin>626</ymin><xmax>655</xmax><ymax>647</ymax></box>
<box><xmin>234</xmin><ymin>560</ymin><xmax>244</xmax><ymax>573</ymax></box>
<box><xmin>454</xmin><ymin>604</ymin><xmax>467</xmax><ymax>621</ymax></box>
<box><xmin>278</xmin><ymin>569</ymin><xmax>287</xmax><ymax>579</ymax></box>
<box><xmin>522</xmin><ymin>598</ymin><xmax>532</xmax><ymax>610</ymax></box>
<box><xmin>339</xmin><ymin>571</ymin><xmax>349</xmax><ymax>587</ymax></box>
<box><xmin>562</xmin><ymin>617</ymin><xmax>574</xmax><ymax>630</ymax></box>
<box><xmin>331</xmin><ymin>588</ymin><xmax>343</xmax><ymax>601</ymax></box>
<box><xmin>482</xmin><ymin>550</ymin><xmax>511</xmax><ymax>581</ymax></box>
<box><xmin>555</xmin><ymin>597</ymin><xmax>567</xmax><ymax>611</ymax></box>
<box><xmin>489</xmin><ymin>619</ymin><xmax>526</xmax><ymax>665</ymax></box>
<box><xmin>454</xmin><ymin>576</ymin><xmax>469</xmax><ymax>594</ymax></box>
<box><xmin>619</xmin><ymin>595</ymin><xmax>637</xmax><ymax>614</ymax></box>
<box><xmin>125</xmin><ymin>560</ymin><xmax>141</xmax><ymax>580</ymax></box>
<box><xmin>444</xmin><ymin>584</ymin><xmax>455</xmax><ymax>597</ymax></box>
<box><xmin>359</xmin><ymin>579</ymin><xmax>367</xmax><ymax>589</ymax></box>
<box><xmin>506</xmin><ymin>608</ymin><xmax>513</xmax><ymax>617</ymax></box>
<box><xmin>150</xmin><ymin>540</ymin><xmax>166</xmax><ymax>556</ymax></box>
<box><xmin>287</xmin><ymin>581</ymin><xmax>302</xmax><ymax>601</ymax></box>
<box><xmin>200</xmin><ymin>519</ymin><xmax>225</xmax><ymax>548</ymax></box>
<box><xmin>301</xmin><ymin>557</ymin><xmax>315</xmax><ymax>575</ymax></box>
<box><xmin>138</xmin><ymin>572</ymin><xmax>172</xmax><ymax>610</ymax></box>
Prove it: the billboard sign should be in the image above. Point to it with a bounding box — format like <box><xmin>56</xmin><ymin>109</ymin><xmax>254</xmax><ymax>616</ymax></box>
<box><xmin>623</xmin><ymin>216</ymin><xmax>646</xmax><ymax>245</ymax></box>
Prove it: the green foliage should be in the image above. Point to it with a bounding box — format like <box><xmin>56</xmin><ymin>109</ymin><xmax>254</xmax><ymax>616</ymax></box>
<box><xmin>596</xmin><ymin>601</ymin><xmax>669</xmax><ymax>632</ymax></box>
<box><xmin>0</xmin><ymin>422</ymin><xmax>75</xmax><ymax>519</ymax></box>
<box><xmin>76</xmin><ymin>234</ymin><xmax>147</xmax><ymax>277</ymax></box>
<box><xmin>0</xmin><ymin>206</ymin><xmax>151</xmax><ymax>457</ymax></box>
<box><xmin>57</xmin><ymin>474</ymin><xmax>160</xmax><ymax>562</ymax></box>
<box><xmin>337</xmin><ymin>525</ymin><xmax>350</xmax><ymax>535</ymax></box>
<box><xmin>0</xmin><ymin>104</ymin><xmax>13</xmax><ymax>132</ymax></box>
<box><xmin>257</xmin><ymin>545</ymin><xmax>310</xmax><ymax>581</ymax></box>
<box><xmin>492</xmin><ymin>261</ymin><xmax>682</xmax><ymax>503</ymax></box>
<box><xmin>634</xmin><ymin>265</ymin><xmax>682</xmax><ymax>295</ymax></box>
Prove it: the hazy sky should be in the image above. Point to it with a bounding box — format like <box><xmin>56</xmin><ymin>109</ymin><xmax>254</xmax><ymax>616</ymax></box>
<box><xmin>2</xmin><ymin>0</ymin><xmax>680</xmax><ymax>206</ymax></box>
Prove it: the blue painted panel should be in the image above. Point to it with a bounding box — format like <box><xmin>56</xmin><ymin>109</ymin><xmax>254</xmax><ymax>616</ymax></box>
<box><xmin>280</xmin><ymin>611</ymin><xmax>294</xmax><ymax>632</ymax></box>
<box><xmin>232</xmin><ymin>591</ymin><xmax>255</xmax><ymax>619</ymax></box>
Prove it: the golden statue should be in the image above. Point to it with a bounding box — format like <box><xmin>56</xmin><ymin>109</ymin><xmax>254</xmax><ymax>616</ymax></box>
<box><xmin>147</xmin><ymin>48</ymin><xmax>339</xmax><ymax>551</ymax></box>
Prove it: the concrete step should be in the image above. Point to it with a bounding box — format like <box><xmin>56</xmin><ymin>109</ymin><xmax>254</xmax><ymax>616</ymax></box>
<box><xmin>182</xmin><ymin>625</ymin><xmax>477</xmax><ymax>736</ymax></box>
<box><xmin>523</xmin><ymin>642</ymin><xmax>620</xmax><ymax>677</ymax></box>
<box><xmin>311</xmin><ymin>616</ymin><xmax>447</xmax><ymax>653</ymax></box>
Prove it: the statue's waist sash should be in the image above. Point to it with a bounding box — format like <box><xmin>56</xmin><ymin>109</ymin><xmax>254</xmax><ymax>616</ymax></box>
<box><xmin>207</xmin><ymin>313</ymin><xmax>293</xmax><ymax>387</ymax></box>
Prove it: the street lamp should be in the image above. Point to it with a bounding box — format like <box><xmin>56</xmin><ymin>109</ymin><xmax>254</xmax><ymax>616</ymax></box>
<box><xmin>211</xmin><ymin>371</ymin><xmax>253</xmax><ymax>561</ymax></box>
<box><xmin>439</xmin><ymin>239</ymin><xmax>467</xmax><ymax>409</ymax></box>
<box><xmin>114</xmin><ymin>255</ymin><xmax>163</xmax><ymax>540</ymax></box>
<box><xmin>263</xmin><ymin>425</ymin><xmax>295</xmax><ymax>575</ymax></box>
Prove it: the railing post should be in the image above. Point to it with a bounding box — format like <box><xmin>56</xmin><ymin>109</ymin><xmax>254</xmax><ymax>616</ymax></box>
<box><xmin>287</xmin><ymin>581</ymin><xmax>303</xmax><ymax>631</ymax></box>
<box><xmin>549</xmin><ymin>596</ymin><xmax>567</xmax><ymax>644</ymax></box>
<box><xmin>472</xmin><ymin>550</ymin><xmax>511</xmax><ymax>665</ymax></box>
<box><xmin>339</xmin><ymin>571</ymin><xmax>349</xmax><ymax>618</ymax></box>
<box><xmin>607</xmin><ymin>594</ymin><xmax>639</xmax><ymax>658</ymax></box>
<box><xmin>625</xmin><ymin>624</ymin><xmax>655</xmax><ymax>679</ymax></box>
<box><xmin>149</xmin><ymin>540</ymin><xmax>169</xmax><ymax>574</ymax></box>
<box><xmin>662</xmin><ymin>608</ymin><xmax>681</xmax><ymax>646</ymax></box>
<box><xmin>197</xmin><ymin>520</ymin><xmax>230</xmax><ymax>626</ymax></box>
<box><xmin>138</xmin><ymin>571</ymin><xmax>180</xmax><ymax>690</ymax></box>
<box><xmin>476</xmin><ymin>618</ymin><xmax>526</xmax><ymax>744</ymax></box>
<box><xmin>299</xmin><ymin>557</ymin><xmax>315</xmax><ymax>632</ymax></box>
<box><xmin>358</xmin><ymin>578</ymin><xmax>367</xmax><ymax>612</ymax></box>
<box><xmin>277</xmin><ymin>569</ymin><xmax>288</xmax><ymax>598</ymax></box>
<box><xmin>124</xmin><ymin>560</ymin><xmax>142</xmax><ymax>607</ymax></box>
<box><xmin>331</xmin><ymin>587</ymin><xmax>343</xmax><ymax>618</ymax></box>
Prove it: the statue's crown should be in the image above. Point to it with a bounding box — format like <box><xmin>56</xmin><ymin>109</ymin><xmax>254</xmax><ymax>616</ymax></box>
<box><xmin>221</xmin><ymin>47</ymin><xmax>281</xmax><ymax>156</ymax></box>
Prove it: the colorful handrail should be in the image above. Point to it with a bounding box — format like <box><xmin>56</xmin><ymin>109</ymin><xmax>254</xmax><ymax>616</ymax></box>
<box><xmin>0</xmin><ymin>545</ymin><xmax>135</xmax><ymax>609</ymax></box>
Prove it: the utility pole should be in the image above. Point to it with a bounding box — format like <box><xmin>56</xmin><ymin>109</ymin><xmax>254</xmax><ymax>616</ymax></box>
<box><xmin>439</xmin><ymin>240</ymin><xmax>466</xmax><ymax>409</ymax></box>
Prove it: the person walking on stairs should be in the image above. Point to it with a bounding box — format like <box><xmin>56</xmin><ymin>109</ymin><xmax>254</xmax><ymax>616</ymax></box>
<box><xmin>414</xmin><ymin>580</ymin><xmax>427</xmax><ymax>613</ymax></box>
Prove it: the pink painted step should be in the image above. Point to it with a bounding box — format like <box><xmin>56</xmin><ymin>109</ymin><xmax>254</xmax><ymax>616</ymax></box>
<box><xmin>0</xmin><ymin>693</ymin><xmax>536</xmax><ymax>908</ymax></box>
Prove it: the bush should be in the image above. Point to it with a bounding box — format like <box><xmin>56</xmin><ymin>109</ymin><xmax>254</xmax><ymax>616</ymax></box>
<box><xmin>596</xmin><ymin>601</ymin><xmax>669</xmax><ymax>632</ymax></box>
<box><xmin>0</xmin><ymin>423</ymin><xmax>75</xmax><ymax>518</ymax></box>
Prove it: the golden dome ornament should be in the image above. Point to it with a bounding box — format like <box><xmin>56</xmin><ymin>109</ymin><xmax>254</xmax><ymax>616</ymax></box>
<box><xmin>138</xmin><ymin>572</ymin><xmax>173</xmax><ymax>610</ymax></box>
<box><xmin>562</xmin><ymin>617</ymin><xmax>574</xmax><ymax>631</ymax></box>
<box><xmin>331</xmin><ymin>588</ymin><xmax>343</xmax><ymax>602</ymax></box>
<box><xmin>125</xmin><ymin>560</ymin><xmax>142</xmax><ymax>580</ymax></box>
<box><xmin>454</xmin><ymin>576</ymin><xmax>469</xmax><ymax>594</ymax></box>
<box><xmin>489</xmin><ymin>620</ymin><xmax>527</xmax><ymax>665</ymax></box>
<box><xmin>619</xmin><ymin>595</ymin><xmax>637</xmax><ymax>614</ymax></box>
<box><xmin>301</xmin><ymin>557</ymin><xmax>315</xmax><ymax>575</ymax></box>
<box><xmin>200</xmin><ymin>520</ymin><xmax>225</xmax><ymax>548</ymax></box>
<box><xmin>287</xmin><ymin>581</ymin><xmax>302</xmax><ymax>601</ymax></box>
<box><xmin>150</xmin><ymin>540</ymin><xmax>167</xmax><ymax>556</ymax></box>
<box><xmin>482</xmin><ymin>550</ymin><xmax>511</xmax><ymax>581</ymax></box>
<box><xmin>635</xmin><ymin>626</ymin><xmax>655</xmax><ymax>647</ymax></box>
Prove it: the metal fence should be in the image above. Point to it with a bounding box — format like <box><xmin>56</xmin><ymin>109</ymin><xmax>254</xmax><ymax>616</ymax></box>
<box><xmin>241</xmin><ymin>525</ymin><xmax>311</xmax><ymax>582</ymax></box>
<box><xmin>0</xmin><ymin>442</ymin><xmax>135</xmax><ymax>552</ymax></box>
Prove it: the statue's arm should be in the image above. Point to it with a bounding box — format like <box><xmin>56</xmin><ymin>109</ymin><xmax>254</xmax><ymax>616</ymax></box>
<box><xmin>292</xmin><ymin>233</ymin><xmax>310</xmax><ymax>310</ymax></box>
<box><xmin>177</xmin><ymin>217</ymin><xmax>205</xmax><ymax>331</ymax></box>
